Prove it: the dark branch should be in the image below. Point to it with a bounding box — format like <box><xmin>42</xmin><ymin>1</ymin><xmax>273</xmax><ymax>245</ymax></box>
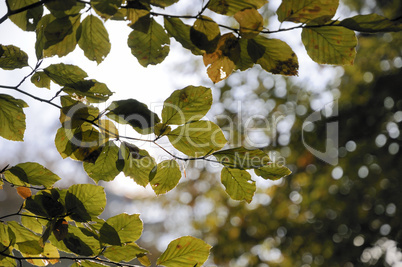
<box><xmin>0</xmin><ymin>0</ymin><xmax>55</xmax><ymax>25</ymax></box>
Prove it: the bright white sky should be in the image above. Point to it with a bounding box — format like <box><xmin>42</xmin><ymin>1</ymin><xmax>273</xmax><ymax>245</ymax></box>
<box><xmin>0</xmin><ymin>0</ymin><xmax>351</xmax><ymax>196</ymax></box>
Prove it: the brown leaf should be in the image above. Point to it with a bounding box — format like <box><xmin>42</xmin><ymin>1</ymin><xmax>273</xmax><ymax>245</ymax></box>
<box><xmin>16</xmin><ymin>187</ymin><xmax>32</xmax><ymax>199</ymax></box>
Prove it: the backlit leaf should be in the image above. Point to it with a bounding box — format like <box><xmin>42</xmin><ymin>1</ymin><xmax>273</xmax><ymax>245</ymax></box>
<box><xmin>157</xmin><ymin>236</ymin><xmax>211</xmax><ymax>267</ymax></box>
<box><xmin>59</xmin><ymin>98</ymin><xmax>99</xmax><ymax>129</ymax></box>
<box><xmin>162</xmin><ymin>86</ymin><xmax>212</xmax><ymax>125</ymax></box>
<box><xmin>190</xmin><ymin>16</ymin><xmax>220</xmax><ymax>53</ymax></box>
<box><xmin>234</xmin><ymin>8</ymin><xmax>264</xmax><ymax>39</ymax></box>
<box><xmin>128</xmin><ymin>18</ymin><xmax>170</xmax><ymax>67</ymax></box>
<box><xmin>103</xmin><ymin>213</ymin><xmax>143</xmax><ymax>243</ymax></box>
<box><xmin>103</xmin><ymin>243</ymin><xmax>148</xmax><ymax>262</ymax></box>
<box><xmin>17</xmin><ymin>187</ymin><xmax>32</xmax><ymax>199</ymax></box>
<box><xmin>236</xmin><ymin>38</ymin><xmax>255</xmax><ymax>70</ymax></box>
<box><xmin>253</xmin><ymin>36</ymin><xmax>299</xmax><ymax>75</ymax></box>
<box><xmin>164</xmin><ymin>17</ymin><xmax>203</xmax><ymax>55</ymax></box>
<box><xmin>78</xmin><ymin>15</ymin><xmax>111</xmax><ymax>64</ymax></box>
<box><xmin>150</xmin><ymin>0</ymin><xmax>179</xmax><ymax>8</ymax></box>
<box><xmin>150</xmin><ymin>160</ymin><xmax>182</xmax><ymax>195</ymax></box>
<box><xmin>62</xmin><ymin>79</ymin><xmax>113</xmax><ymax>103</ymax></box>
<box><xmin>0</xmin><ymin>94</ymin><xmax>28</xmax><ymax>141</ymax></box>
<box><xmin>0</xmin><ymin>45</ymin><xmax>28</xmax><ymax>70</ymax></box>
<box><xmin>65</xmin><ymin>184</ymin><xmax>106</xmax><ymax>222</ymax></box>
<box><xmin>339</xmin><ymin>14</ymin><xmax>402</xmax><ymax>33</ymax></box>
<box><xmin>254</xmin><ymin>164</ymin><xmax>292</xmax><ymax>180</ymax></box>
<box><xmin>301</xmin><ymin>25</ymin><xmax>357</xmax><ymax>65</ymax></box>
<box><xmin>8</xmin><ymin>0</ymin><xmax>43</xmax><ymax>31</ymax></box>
<box><xmin>98</xmin><ymin>119</ymin><xmax>119</xmax><ymax>140</ymax></box>
<box><xmin>167</xmin><ymin>121</ymin><xmax>227</xmax><ymax>157</ymax></box>
<box><xmin>44</xmin><ymin>63</ymin><xmax>88</xmax><ymax>86</ymax></box>
<box><xmin>83</xmin><ymin>141</ymin><xmax>121</xmax><ymax>183</ymax></box>
<box><xmin>213</xmin><ymin>147</ymin><xmax>271</xmax><ymax>169</ymax></box>
<box><xmin>24</xmin><ymin>243</ymin><xmax>60</xmax><ymax>266</ymax></box>
<box><xmin>107</xmin><ymin>99</ymin><xmax>160</xmax><ymax>133</ymax></box>
<box><xmin>277</xmin><ymin>0</ymin><xmax>339</xmax><ymax>23</ymax></box>
<box><xmin>221</xmin><ymin>167</ymin><xmax>256</xmax><ymax>203</ymax></box>
<box><xmin>208</xmin><ymin>0</ymin><xmax>267</xmax><ymax>16</ymax></box>
<box><xmin>91</xmin><ymin>0</ymin><xmax>123</xmax><ymax>19</ymax></box>
<box><xmin>43</xmin><ymin>14</ymin><xmax>81</xmax><ymax>58</ymax></box>
<box><xmin>122</xmin><ymin>143</ymin><xmax>156</xmax><ymax>187</ymax></box>
<box><xmin>7</xmin><ymin>221</ymin><xmax>42</xmax><ymax>254</ymax></box>
<box><xmin>30</xmin><ymin>71</ymin><xmax>51</xmax><ymax>89</ymax></box>
<box><xmin>4</xmin><ymin>162</ymin><xmax>61</xmax><ymax>188</ymax></box>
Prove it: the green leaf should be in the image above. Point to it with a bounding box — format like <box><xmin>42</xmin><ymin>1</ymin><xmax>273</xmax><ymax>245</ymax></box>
<box><xmin>4</xmin><ymin>162</ymin><xmax>61</xmax><ymax>188</ymax></box>
<box><xmin>24</xmin><ymin>190</ymin><xmax>65</xmax><ymax>218</ymax></box>
<box><xmin>8</xmin><ymin>0</ymin><xmax>43</xmax><ymax>31</ymax></box>
<box><xmin>45</xmin><ymin>0</ymin><xmax>84</xmax><ymax>17</ymax></box>
<box><xmin>236</xmin><ymin>38</ymin><xmax>255</xmax><ymax>71</ymax></box>
<box><xmin>234</xmin><ymin>8</ymin><xmax>264</xmax><ymax>39</ymax></box>
<box><xmin>70</xmin><ymin>261</ymin><xmax>108</xmax><ymax>267</ymax></box>
<box><xmin>150</xmin><ymin>0</ymin><xmax>179</xmax><ymax>8</ymax></box>
<box><xmin>301</xmin><ymin>25</ymin><xmax>357</xmax><ymax>65</ymax></box>
<box><xmin>91</xmin><ymin>0</ymin><xmax>123</xmax><ymax>19</ymax></box>
<box><xmin>0</xmin><ymin>45</ymin><xmax>28</xmax><ymax>70</ymax></box>
<box><xmin>162</xmin><ymin>86</ymin><xmax>212</xmax><ymax>125</ymax></box>
<box><xmin>30</xmin><ymin>71</ymin><xmax>51</xmax><ymax>89</ymax></box>
<box><xmin>62</xmin><ymin>79</ymin><xmax>113</xmax><ymax>103</ymax></box>
<box><xmin>102</xmin><ymin>213</ymin><xmax>143</xmax><ymax>243</ymax></box>
<box><xmin>157</xmin><ymin>236</ymin><xmax>211</xmax><ymax>267</ymax></box>
<box><xmin>277</xmin><ymin>0</ymin><xmax>339</xmax><ymax>23</ymax></box>
<box><xmin>221</xmin><ymin>167</ymin><xmax>256</xmax><ymax>203</ymax></box>
<box><xmin>44</xmin><ymin>63</ymin><xmax>88</xmax><ymax>86</ymax></box>
<box><xmin>83</xmin><ymin>141</ymin><xmax>121</xmax><ymax>183</ymax></box>
<box><xmin>167</xmin><ymin>121</ymin><xmax>227</xmax><ymax>157</ymax></box>
<box><xmin>213</xmin><ymin>147</ymin><xmax>271</xmax><ymax>169</ymax></box>
<box><xmin>43</xmin><ymin>14</ymin><xmax>81</xmax><ymax>58</ymax></box>
<box><xmin>254</xmin><ymin>164</ymin><xmax>292</xmax><ymax>180</ymax></box>
<box><xmin>164</xmin><ymin>17</ymin><xmax>203</xmax><ymax>55</ymax></box>
<box><xmin>0</xmin><ymin>94</ymin><xmax>28</xmax><ymax>141</ymax></box>
<box><xmin>7</xmin><ymin>222</ymin><xmax>42</xmax><ymax>255</ymax></box>
<box><xmin>78</xmin><ymin>15</ymin><xmax>111</xmax><ymax>64</ymax></box>
<box><xmin>21</xmin><ymin>213</ymin><xmax>46</xmax><ymax>234</ymax></box>
<box><xmin>253</xmin><ymin>36</ymin><xmax>299</xmax><ymax>75</ymax></box>
<box><xmin>150</xmin><ymin>160</ymin><xmax>182</xmax><ymax>195</ymax></box>
<box><xmin>339</xmin><ymin>14</ymin><xmax>402</xmax><ymax>33</ymax></box>
<box><xmin>106</xmin><ymin>99</ymin><xmax>160</xmax><ymax>133</ymax></box>
<box><xmin>208</xmin><ymin>0</ymin><xmax>267</xmax><ymax>16</ymax></box>
<box><xmin>21</xmin><ymin>243</ymin><xmax>60</xmax><ymax>266</ymax></box>
<box><xmin>65</xmin><ymin>184</ymin><xmax>106</xmax><ymax>222</ymax></box>
<box><xmin>122</xmin><ymin>142</ymin><xmax>156</xmax><ymax>187</ymax></box>
<box><xmin>103</xmin><ymin>243</ymin><xmax>148</xmax><ymax>262</ymax></box>
<box><xmin>128</xmin><ymin>18</ymin><xmax>170</xmax><ymax>67</ymax></box>
<box><xmin>190</xmin><ymin>16</ymin><xmax>220</xmax><ymax>53</ymax></box>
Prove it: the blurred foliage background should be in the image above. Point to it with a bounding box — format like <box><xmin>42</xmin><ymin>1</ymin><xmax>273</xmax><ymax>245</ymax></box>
<box><xmin>1</xmin><ymin>0</ymin><xmax>401</xmax><ymax>266</ymax></box>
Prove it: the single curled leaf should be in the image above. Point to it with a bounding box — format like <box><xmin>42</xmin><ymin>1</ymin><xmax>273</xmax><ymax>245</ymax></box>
<box><xmin>0</xmin><ymin>44</ymin><xmax>29</xmax><ymax>70</ymax></box>
<box><xmin>221</xmin><ymin>167</ymin><xmax>256</xmax><ymax>203</ymax></box>
<box><xmin>0</xmin><ymin>94</ymin><xmax>28</xmax><ymax>141</ymax></box>
<box><xmin>277</xmin><ymin>0</ymin><xmax>339</xmax><ymax>23</ymax></box>
<box><xmin>254</xmin><ymin>164</ymin><xmax>292</xmax><ymax>180</ymax></box>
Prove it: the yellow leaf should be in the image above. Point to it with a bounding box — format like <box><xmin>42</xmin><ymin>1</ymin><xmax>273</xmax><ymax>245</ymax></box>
<box><xmin>17</xmin><ymin>187</ymin><xmax>32</xmax><ymax>199</ymax></box>
<box><xmin>234</xmin><ymin>8</ymin><xmax>263</xmax><ymax>39</ymax></box>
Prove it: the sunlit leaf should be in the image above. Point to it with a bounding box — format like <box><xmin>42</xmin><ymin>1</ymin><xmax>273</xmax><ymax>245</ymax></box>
<box><xmin>339</xmin><ymin>14</ymin><xmax>402</xmax><ymax>33</ymax></box>
<box><xmin>91</xmin><ymin>0</ymin><xmax>123</xmax><ymax>19</ymax></box>
<box><xmin>65</xmin><ymin>184</ymin><xmax>106</xmax><ymax>222</ymax></box>
<box><xmin>302</xmin><ymin>25</ymin><xmax>357</xmax><ymax>65</ymax></box>
<box><xmin>59</xmin><ymin>98</ymin><xmax>99</xmax><ymax>129</ymax></box>
<box><xmin>30</xmin><ymin>71</ymin><xmax>51</xmax><ymax>89</ymax></box>
<box><xmin>128</xmin><ymin>18</ymin><xmax>170</xmax><ymax>67</ymax></box>
<box><xmin>190</xmin><ymin>16</ymin><xmax>220</xmax><ymax>53</ymax></box>
<box><xmin>277</xmin><ymin>0</ymin><xmax>339</xmax><ymax>23</ymax></box>
<box><xmin>164</xmin><ymin>17</ymin><xmax>203</xmax><ymax>55</ymax></box>
<box><xmin>150</xmin><ymin>160</ymin><xmax>182</xmax><ymax>195</ymax></box>
<box><xmin>208</xmin><ymin>0</ymin><xmax>267</xmax><ymax>16</ymax></box>
<box><xmin>221</xmin><ymin>167</ymin><xmax>256</xmax><ymax>203</ymax></box>
<box><xmin>4</xmin><ymin>162</ymin><xmax>61</xmax><ymax>188</ymax></box>
<box><xmin>167</xmin><ymin>121</ymin><xmax>227</xmax><ymax>157</ymax></box>
<box><xmin>7</xmin><ymin>221</ymin><xmax>42</xmax><ymax>254</ymax></box>
<box><xmin>236</xmin><ymin>38</ymin><xmax>255</xmax><ymax>70</ymax></box>
<box><xmin>98</xmin><ymin>119</ymin><xmax>119</xmax><ymax>140</ymax></box>
<box><xmin>253</xmin><ymin>36</ymin><xmax>299</xmax><ymax>75</ymax></box>
<box><xmin>154</xmin><ymin>123</ymin><xmax>171</xmax><ymax>136</ymax></box>
<box><xmin>83</xmin><ymin>141</ymin><xmax>122</xmax><ymax>183</ymax></box>
<box><xmin>62</xmin><ymin>79</ymin><xmax>113</xmax><ymax>103</ymax></box>
<box><xmin>162</xmin><ymin>86</ymin><xmax>212</xmax><ymax>125</ymax></box>
<box><xmin>234</xmin><ymin>8</ymin><xmax>264</xmax><ymax>39</ymax></box>
<box><xmin>8</xmin><ymin>0</ymin><xmax>43</xmax><ymax>31</ymax></box>
<box><xmin>122</xmin><ymin>142</ymin><xmax>156</xmax><ymax>187</ymax></box>
<box><xmin>44</xmin><ymin>63</ymin><xmax>88</xmax><ymax>86</ymax></box>
<box><xmin>127</xmin><ymin>4</ymin><xmax>151</xmax><ymax>32</ymax></box>
<box><xmin>106</xmin><ymin>99</ymin><xmax>160</xmax><ymax>133</ymax></box>
<box><xmin>16</xmin><ymin>187</ymin><xmax>32</xmax><ymax>199</ymax></box>
<box><xmin>78</xmin><ymin>15</ymin><xmax>111</xmax><ymax>64</ymax></box>
<box><xmin>23</xmin><ymin>243</ymin><xmax>60</xmax><ymax>266</ymax></box>
<box><xmin>103</xmin><ymin>243</ymin><xmax>148</xmax><ymax>262</ymax></box>
<box><xmin>254</xmin><ymin>164</ymin><xmax>292</xmax><ymax>180</ymax></box>
<box><xmin>0</xmin><ymin>44</ymin><xmax>28</xmax><ymax>70</ymax></box>
<box><xmin>43</xmin><ymin>14</ymin><xmax>81</xmax><ymax>58</ymax></box>
<box><xmin>0</xmin><ymin>94</ymin><xmax>28</xmax><ymax>141</ymax></box>
<box><xmin>157</xmin><ymin>236</ymin><xmax>211</xmax><ymax>266</ymax></box>
<box><xmin>213</xmin><ymin>147</ymin><xmax>271</xmax><ymax>169</ymax></box>
<box><xmin>103</xmin><ymin>213</ymin><xmax>143</xmax><ymax>243</ymax></box>
<box><xmin>203</xmin><ymin>33</ymin><xmax>240</xmax><ymax>83</ymax></box>
<box><xmin>21</xmin><ymin>212</ymin><xmax>45</xmax><ymax>234</ymax></box>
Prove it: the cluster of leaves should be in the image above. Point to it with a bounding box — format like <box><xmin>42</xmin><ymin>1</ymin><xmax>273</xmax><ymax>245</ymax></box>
<box><xmin>0</xmin><ymin>163</ymin><xmax>211</xmax><ymax>266</ymax></box>
<box><xmin>1</xmin><ymin>0</ymin><xmax>401</xmax><ymax>266</ymax></box>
